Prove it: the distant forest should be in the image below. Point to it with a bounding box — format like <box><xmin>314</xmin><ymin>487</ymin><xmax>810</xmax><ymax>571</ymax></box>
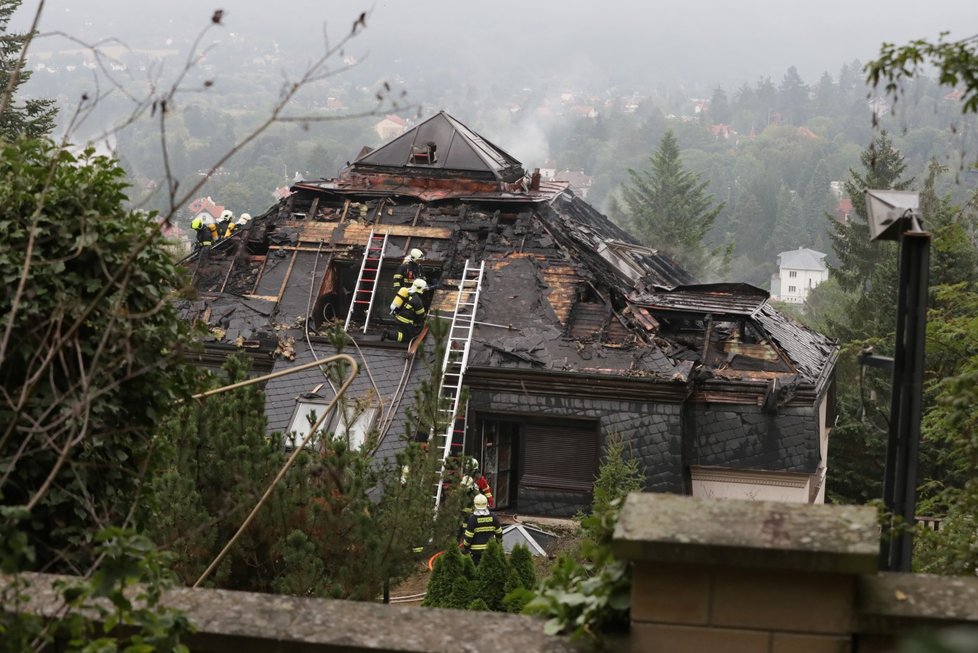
<box><xmin>25</xmin><ymin>52</ymin><xmax>978</xmax><ymax>288</ymax></box>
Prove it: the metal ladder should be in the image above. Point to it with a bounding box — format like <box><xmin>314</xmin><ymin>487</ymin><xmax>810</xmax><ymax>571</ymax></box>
<box><xmin>433</xmin><ymin>260</ymin><xmax>485</xmax><ymax>509</ymax></box>
<box><xmin>344</xmin><ymin>229</ymin><xmax>388</xmax><ymax>333</ymax></box>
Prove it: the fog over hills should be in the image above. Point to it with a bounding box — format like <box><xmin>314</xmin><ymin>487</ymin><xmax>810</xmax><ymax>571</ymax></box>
<box><xmin>16</xmin><ymin>0</ymin><xmax>978</xmax><ymax>92</ymax></box>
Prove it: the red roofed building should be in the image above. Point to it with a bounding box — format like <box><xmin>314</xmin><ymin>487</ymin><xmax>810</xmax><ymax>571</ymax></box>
<box><xmin>374</xmin><ymin>114</ymin><xmax>408</xmax><ymax>141</ymax></box>
<box><xmin>835</xmin><ymin>198</ymin><xmax>853</xmax><ymax>224</ymax></box>
<box><xmin>188</xmin><ymin>196</ymin><xmax>225</xmax><ymax>224</ymax></box>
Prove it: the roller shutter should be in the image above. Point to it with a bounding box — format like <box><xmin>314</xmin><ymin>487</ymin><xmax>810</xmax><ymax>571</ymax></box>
<box><xmin>521</xmin><ymin>422</ymin><xmax>598</xmax><ymax>491</ymax></box>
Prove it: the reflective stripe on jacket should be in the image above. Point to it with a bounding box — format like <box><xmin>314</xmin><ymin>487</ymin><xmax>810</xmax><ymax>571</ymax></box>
<box><xmin>463</xmin><ymin>512</ymin><xmax>502</xmax><ymax>552</ymax></box>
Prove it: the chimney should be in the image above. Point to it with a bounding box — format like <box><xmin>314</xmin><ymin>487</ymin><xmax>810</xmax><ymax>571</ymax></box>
<box><xmin>530</xmin><ymin>168</ymin><xmax>541</xmax><ymax>191</ymax></box>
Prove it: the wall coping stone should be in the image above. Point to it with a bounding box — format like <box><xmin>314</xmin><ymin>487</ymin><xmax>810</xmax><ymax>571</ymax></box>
<box><xmin>612</xmin><ymin>493</ymin><xmax>878</xmax><ymax>574</ymax></box>
<box><xmin>3</xmin><ymin>572</ymin><xmax>581</xmax><ymax>653</ymax></box>
<box><xmin>858</xmin><ymin>572</ymin><xmax>978</xmax><ymax>634</ymax></box>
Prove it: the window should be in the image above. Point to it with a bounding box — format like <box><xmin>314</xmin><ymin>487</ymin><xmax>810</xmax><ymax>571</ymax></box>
<box><xmin>285</xmin><ymin>393</ymin><xmax>376</xmax><ymax>451</ymax></box>
<box><xmin>286</xmin><ymin>393</ymin><xmax>333</xmax><ymax>449</ymax></box>
<box><xmin>788</xmin><ymin>285</ymin><xmax>797</xmax><ymax>293</ymax></box>
<box><xmin>409</xmin><ymin>141</ymin><xmax>438</xmax><ymax>165</ymax></box>
<box><xmin>333</xmin><ymin>405</ymin><xmax>377</xmax><ymax>451</ymax></box>
<box><xmin>788</xmin><ymin>270</ymin><xmax>797</xmax><ymax>278</ymax></box>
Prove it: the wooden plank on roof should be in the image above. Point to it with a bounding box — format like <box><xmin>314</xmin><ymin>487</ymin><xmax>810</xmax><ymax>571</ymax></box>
<box><xmin>282</xmin><ymin>221</ymin><xmax>453</xmax><ymax>244</ymax></box>
<box><xmin>306</xmin><ymin>196</ymin><xmax>320</xmax><ymax>220</ymax></box>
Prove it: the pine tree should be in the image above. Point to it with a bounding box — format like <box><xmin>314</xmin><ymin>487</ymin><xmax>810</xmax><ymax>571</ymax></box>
<box><xmin>423</xmin><ymin>546</ymin><xmax>465</xmax><ymax>608</ymax></box>
<box><xmin>619</xmin><ymin>129</ymin><xmax>725</xmax><ymax>277</ymax></box>
<box><xmin>827</xmin><ymin>131</ymin><xmax>912</xmax><ymax>340</ymax></box>
<box><xmin>0</xmin><ymin>0</ymin><xmax>56</xmax><ymax>140</ymax></box>
<box><xmin>474</xmin><ymin>539</ymin><xmax>509</xmax><ymax>611</ymax></box>
<box><xmin>829</xmin><ymin>131</ymin><xmax>912</xmax><ymax>293</ymax></box>
<box><xmin>447</xmin><ymin>575</ymin><xmax>477</xmax><ymax>610</ymax></box>
<box><xmin>467</xmin><ymin>598</ymin><xmax>490</xmax><ymax>611</ymax></box>
<box><xmin>509</xmin><ymin>544</ymin><xmax>536</xmax><ymax>590</ymax></box>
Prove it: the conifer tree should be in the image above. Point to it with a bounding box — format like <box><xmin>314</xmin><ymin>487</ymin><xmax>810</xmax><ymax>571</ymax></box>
<box><xmin>447</xmin><ymin>574</ymin><xmax>477</xmax><ymax>610</ymax></box>
<box><xmin>422</xmin><ymin>546</ymin><xmax>465</xmax><ymax>608</ymax></box>
<box><xmin>467</xmin><ymin>598</ymin><xmax>490</xmax><ymax>612</ymax></box>
<box><xmin>509</xmin><ymin>544</ymin><xmax>536</xmax><ymax>590</ymax></box>
<box><xmin>619</xmin><ymin>129</ymin><xmax>725</xmax><ymax>277</ymax></box>
<box><xmin>0</xmin><ymin>0</ymin><xmax>56</xmax><ymax>140</ymax></box>
<box><xmin>475</xmin><ymin>539</ymin><xmax>509</xmax><ymax>611</ymax></box>
<box><xmin>827</xmin><ymin>131</ymin><xmax>912</xmax><ymax>340</ymax></box>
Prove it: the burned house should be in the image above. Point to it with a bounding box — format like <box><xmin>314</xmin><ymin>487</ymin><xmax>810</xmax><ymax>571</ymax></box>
<box><xmin>181</xmin><ymin>111</ymin><xmax>838</xmax><ymax>517</ymax></box>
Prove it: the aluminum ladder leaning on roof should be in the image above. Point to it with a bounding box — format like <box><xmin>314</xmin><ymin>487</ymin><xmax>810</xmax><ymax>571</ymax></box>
<box><xmin>432</xmin><ymin>259</ymin><xmax>485</xmax><ymax>510</ymax></box>
<box><xmin>344</xmin><ymin>229</ymin><xmax>389</xmax><ymax>333</ymax></box>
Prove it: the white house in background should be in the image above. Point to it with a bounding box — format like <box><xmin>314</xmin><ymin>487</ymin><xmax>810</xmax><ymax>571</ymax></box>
<box><xmin>771</xmin><ymin>247</ymin><xmax>829</xmax><ymax>304</ymax></box>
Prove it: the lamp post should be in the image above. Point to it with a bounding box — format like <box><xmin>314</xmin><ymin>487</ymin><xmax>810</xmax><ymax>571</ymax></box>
<box><xmin>863</xmin><ymin>189</ymin><xmax>930</xmax><ymax>572</ymax></box>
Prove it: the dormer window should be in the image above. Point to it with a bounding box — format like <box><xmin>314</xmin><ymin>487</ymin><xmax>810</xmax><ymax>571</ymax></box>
<box><xmin>410</xmin><ymin>141</ymin><xmax>437</xmax><ymax>165</ymax></box>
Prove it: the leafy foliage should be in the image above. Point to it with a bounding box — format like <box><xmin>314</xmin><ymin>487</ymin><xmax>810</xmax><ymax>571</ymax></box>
<box><xmin>521</xmin><ymin>435</ymin><xmax>641</xmax><ymax>644</ymax></box>
<box><xmin>866</xmin><ymin>33</ymin><xmax>978</xmax><ymax>115</ymax></box>
<box><xmin>0</xmin><ymin>527</ymin><xmax>192</xmax><ymax>653</ymax></box>
<box><xmin>0</xmin><ymin>137</ymin><xmax>194</xmax><ymax>571</ymax></box>
<box><xmin>524</xmin><ymin>505</ymin><xmax>631</xmax><ymax>643</ymax></box>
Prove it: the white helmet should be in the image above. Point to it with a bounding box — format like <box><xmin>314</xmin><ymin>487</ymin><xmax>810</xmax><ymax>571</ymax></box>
<box><xmin>237</xmin><ymin>212</ymin><xmax>252</xmax><ymax>225</ymax></box>
<box><xmin>412</xmin><ymin>278</ymin><xmax>428</xmax><ymax>292</ymax></box>
<box><xmin>465</xmin><ymin>457</ymin><xmax>479</xmax><ymax>473</ymax></box>
<box><xmin>220</xmin><ymin>209</ymin><xmax>234</xmax><ymax>221</ymax></box>
<box><xmin>409</xmin><ymin>248</ymin><xmax>424</xmax><ymax>261</ymax></box>
<box><xmin>473</xmin><ymin>494</ymin><xmax>488</xmax><ymax>510</ymax></box>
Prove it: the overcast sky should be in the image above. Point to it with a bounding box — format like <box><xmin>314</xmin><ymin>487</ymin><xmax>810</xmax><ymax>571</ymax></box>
<box><xmin>15</xmin><ymin>1</ymin><xmax>978</xmax><ymax>91</ymax></box>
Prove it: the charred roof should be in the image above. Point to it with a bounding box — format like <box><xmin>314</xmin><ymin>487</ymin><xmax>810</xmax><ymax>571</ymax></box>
<box><xmin>179</xmin><ymin>111</ymin><xmax>838</xmax><ymax>438</ymax></box>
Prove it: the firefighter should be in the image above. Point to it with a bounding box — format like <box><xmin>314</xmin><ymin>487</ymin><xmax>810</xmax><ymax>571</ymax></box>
<box><xmin>457</xmin><ymin>457</ymin><xmax>494</xmax><ymax>541</ymax></box>
<box><xmin>215</xmin><ymin>209</ymin><xmax>234</xmax><ymax>240</ymax></box>
<box><xmin>460</xmin><ymin>457</ymin><xmax>493</xmax><ymax>510</ymax></box>
<box><xmin>223</xmin><ymin>212</ymin><xmax>251</xmax><ymax>238</ymax></box>
<box><xmin>392</xmin><ymin>248</ymin><xmax>425</xmax><ymax>290</ymax></box>
<box><xmin>461</xmin><ymin>493</ymin><xmax>502</xmax><ymax>565</ymax></box>
<box><xmin>191</xmin><ymin>217</ymin><xmax>218</xmax><ymax>249</ymax></box>
<box><xmin>384</xmin><ymin>278</ymin><xmax>428</xmax><ymax>343</ymax></box>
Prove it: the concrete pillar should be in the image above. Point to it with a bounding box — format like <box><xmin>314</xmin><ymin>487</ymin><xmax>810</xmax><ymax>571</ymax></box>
<box><xmin>612</xmin><ymin>493</ymin><xmax>878</xmax><ymax>653</ymax></box>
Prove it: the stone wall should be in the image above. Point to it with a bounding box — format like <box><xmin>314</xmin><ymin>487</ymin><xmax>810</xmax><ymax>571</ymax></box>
<box><xmin>4</xmin><ymin>572</ymin><xmax>578</xmax><ymax>653</ymax></box>
<box><xmin>613</xmin><ymin>493</ymin><xmax>978</xmax><ymax>652</ymax></box>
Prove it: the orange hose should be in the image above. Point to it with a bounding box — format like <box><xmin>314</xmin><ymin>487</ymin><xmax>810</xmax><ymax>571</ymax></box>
<box><xmin>427</xmin><ymin>550</ymin><xmax>445</xmax><ymax>571</ymax></box>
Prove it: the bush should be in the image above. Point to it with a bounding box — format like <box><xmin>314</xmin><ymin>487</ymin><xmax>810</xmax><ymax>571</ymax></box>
<box><xmin>475</xmin><ymin>539</ymin><xmax>509</xmax><ymax>611</ymax></box>
<box><xmin>509</xmin><ymin>544</ymin><xmax>536</xmax><ymax>589</ymax></box>
<box><xmin>423</xmin><ymin>546</ymin><xmax>465</xmax><ymax>607</ymax></box>
<box><xmin>467</xmin><ymin>598</ymin><xmax>489</xmax><ymax>611</ymax></box>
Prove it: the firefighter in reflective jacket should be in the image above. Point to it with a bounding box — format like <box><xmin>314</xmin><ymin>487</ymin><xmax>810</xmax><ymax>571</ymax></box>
<box><xmin>457</xmin><ymin>457</ymin><xmax>494</xmax><ymax>541</ymax></box>
<box><xmin>384</xmin><ymin>278</ymin><xmax>427</xmax><ymax>342</ymax></box>
<box><xmin>191</xmin><ymin>217</ymin><xmax>219</xmax><ymax>249</ymax></box>
<box><xmin>462</xmin><ymin>493</ymin><xmax>502</xmax><ymax>565</ymax></box>
<box><xmin>392</xmin><ymin>248</ymin><xmax>425</xmax><ymax>290</ymax></box>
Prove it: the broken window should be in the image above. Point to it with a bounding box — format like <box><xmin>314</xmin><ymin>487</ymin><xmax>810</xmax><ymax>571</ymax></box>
<box><xmin>409</xmin><ymin>141</ymin><xmax>438</xmax><ymax>165</ymax></box>
<box><xmin>312</xmin><ymin>260</ymin><xmax>357</xmax><ymax>330</ymax></box>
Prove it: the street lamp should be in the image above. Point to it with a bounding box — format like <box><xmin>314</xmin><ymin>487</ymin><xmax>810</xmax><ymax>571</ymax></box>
<box><xmin>862</xmin><ymin>189</ymin><xmax>930</xmax><ymax>572</ymax></box>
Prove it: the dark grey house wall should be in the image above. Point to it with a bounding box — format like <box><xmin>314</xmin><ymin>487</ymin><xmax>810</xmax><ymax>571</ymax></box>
<box><xmin>468</xmin><ymin>389</ymin><xmax>684</xmax><ymax>516</ymax></box>
<box><xmin>686</xmin><ymin>403</ymin><xmax>820</xmax><ymax>474</ymax></box>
